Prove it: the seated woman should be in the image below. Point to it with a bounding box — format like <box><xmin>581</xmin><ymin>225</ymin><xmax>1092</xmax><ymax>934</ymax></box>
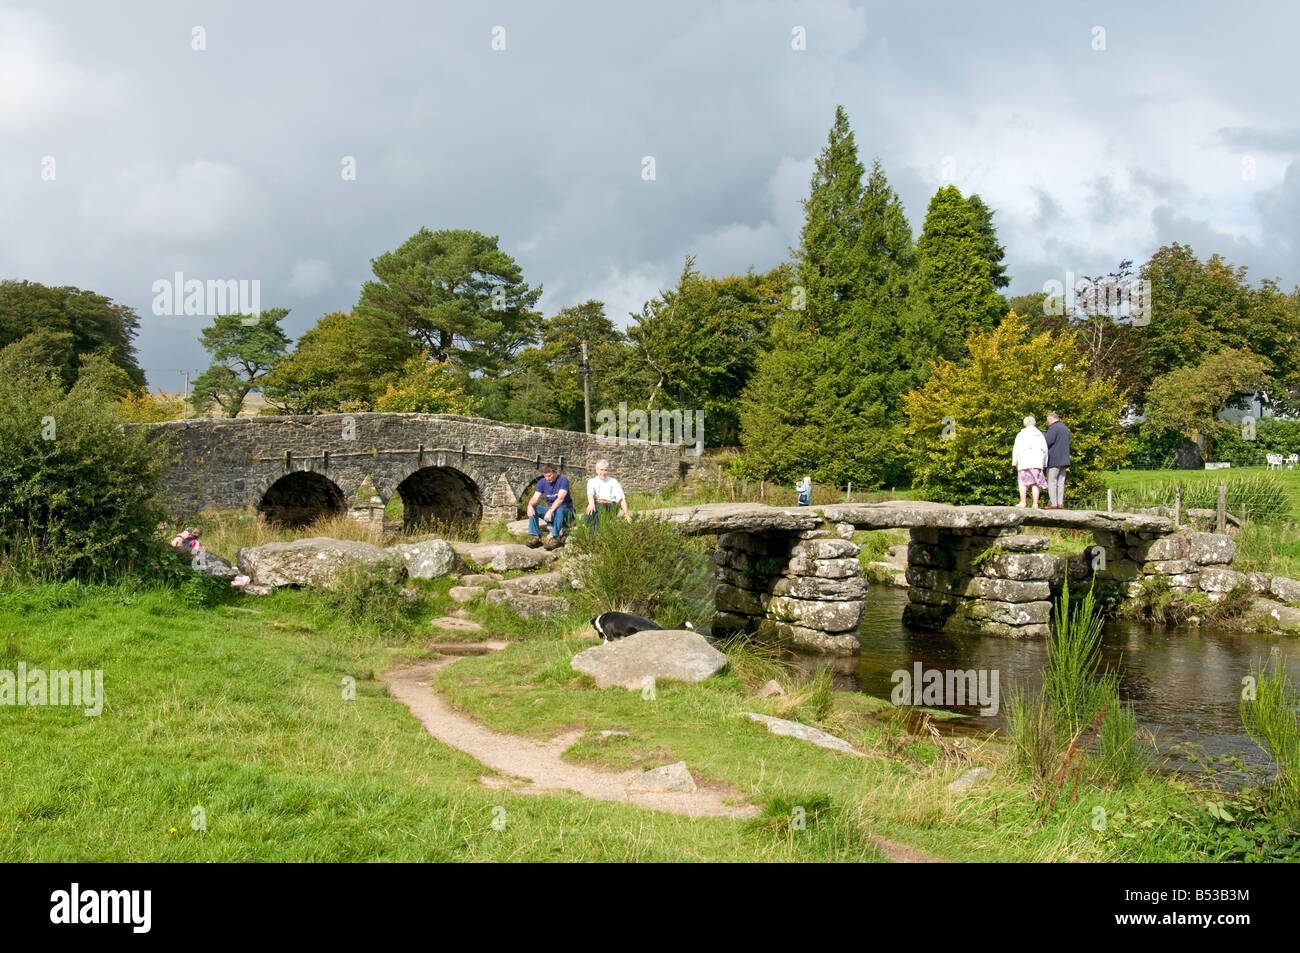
<box><xmin>585</xmin><ymin>459</ymin><xmax>631</xmax><ymax>528</ymax></box>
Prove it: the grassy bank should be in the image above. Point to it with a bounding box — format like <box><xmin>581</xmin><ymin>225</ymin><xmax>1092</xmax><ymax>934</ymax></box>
<box><xmin>1</xmin><ymin>573</ymin><xmax>1276</xmax><ymax>862</ymax></box>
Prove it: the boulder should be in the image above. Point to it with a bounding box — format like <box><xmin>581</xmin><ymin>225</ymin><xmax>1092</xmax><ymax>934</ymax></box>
<box><xmin>1186</xmin><ymin>532</ymin><xmax>1237</xmax><ymax>567</ymax></box>
<box><xmin>236</xmin><ymin>538</ymin><xmax>404</xmax><ymax>589</ymax></box>
<box><xmin>628</xmin><ymin>761</ymin><xmax>696</xmax><ymax>793</ymax></box>
<box><xmin>1248</xmin><ymin>598</ymin><xmax>1300</xmax><ymax>632</ymax></box>
<box><xmin>790</xmin><ymin>538</ymin><xmax>860</xmax><ymax>560</ymax></box>
<box><xmin>769</xmin><ymin>574</ymin><xmax>868</xmax><ymax>601</ymax></box>
<box><xmin>972</xmin><ymin>552</ymin><xmax>1065</xmax><ymax>581</ymax></box>
<box><xmin>835</xmin><ymin>522</ymin><xmax>856</xmax><ymax>540</ymax></box>
<box><xmin>451</xmin><ymin>540</ymin><xmax>547</xmax><ymax>571</ymax></box>
<box><xmin>782</xmin><ymin>556</ymin><xmax>861</xmax><ymax>579</ymax></box>
<box><xmin>484</xmin><ymin>590</ymin><xmax>569</xmax><ymax>617</ymax></box>
<box><xmin>765</xmin><ymin>595</ymin><xmax>865</xmax><ymax>632</ymax></box>
<box><xmin>742</xmin><ymin>712</ymin><xmax>864</xmax><ymax>757</ymax></box>
<box><xmin>757</xmin><ymin>679</ymin><xmax>785</xmax><ymax>699</ymax></box>
<box><xmin>1199</xmin><ymin>568</ymin><xmax>1248</xmax><ymax>594</ymax></box>
<box><xmin>991</xmin><ymin>534</ymin><xmax>1049</xmax><ymax>553</ymax></box>
<box><xmin>449</xmin><ymin>585</ymin><xmax>486</xmax><ymax>603</ymax></box>
<box><xmin>387</xmin><ymin>539</ymin><xmax>455</xmax><ymax>579</ymax></box>
<box><xmin>571</xmin><ymin>629</ymin><xmax>728</xmax><ymax>690</ymax></box>
<box><xmin>754</xmin><ymin>620</ymin><xmax>861</xmax><ymax>655</ymax></box>
<box><xmin>189</xmin><ymin>549</ymin><xmax>237</xmax><ymax>580</ymax></box>
<box><xmin>1246</xmin><ymin>571</ymin><xmax>1273</xmax><ymax>595</ymax></box>
<box><xmin>1270</xmin><ymin>576</ymin><xmax>1300</xmax><ymax>604</ymax></box>
<box><xmin>500</xmin><ymin>572</ymin><xmax>571</xmax><ymax>595</ymax></box>
<box><xmin>460</xmin><ymin>574</ymin><xmax>497</xmax><ymax>587</ymax></box>
<box><xmin>960</xmin><ymin>577</ymin><xmax>1051</xmax><ymax>603</ymax></box>
<box><xmin>1137</xmin><ymin>534</ymin><xmax>1190</xmax><ymax>562</ymax></box>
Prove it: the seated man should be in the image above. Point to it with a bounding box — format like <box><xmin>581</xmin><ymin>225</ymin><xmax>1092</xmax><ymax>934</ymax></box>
<box><xmin>526</xmin><ymin>465</ymin><xmax>574</xmax><ymax>549</ymax></box>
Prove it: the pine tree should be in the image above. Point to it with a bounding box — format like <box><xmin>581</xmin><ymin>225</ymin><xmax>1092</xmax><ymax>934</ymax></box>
<box><xmin>741</xmin><ymin>107</ymin><xmax>919</xmax><ymax>487</ymax></box>
<box><xmin>796</xmin><ymin>105</ymin><xmax>867</xmax><ymax>332</ymax></box>
<box><xmin>915</xmin><ymin>185</ymin><xmax>1008</xmax><ymax>361</ymax></box>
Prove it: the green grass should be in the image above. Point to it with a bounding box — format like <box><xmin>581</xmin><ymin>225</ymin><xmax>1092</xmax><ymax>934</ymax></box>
<box><xmin>1103</xmin><ymin>467</ymin><xmax>1300</xmax><ymax>517</ymax></box>
<box><xmin>0</xmin><ymin>581</ymin><xmax>877</xmax><ymax>861</ymax></box>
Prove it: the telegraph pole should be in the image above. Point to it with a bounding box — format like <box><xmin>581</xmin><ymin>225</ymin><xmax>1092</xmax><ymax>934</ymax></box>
<box><xmin>581</xmin><ymin>339</ymin><xmax>591</xmax><ymax>434</ymax></box>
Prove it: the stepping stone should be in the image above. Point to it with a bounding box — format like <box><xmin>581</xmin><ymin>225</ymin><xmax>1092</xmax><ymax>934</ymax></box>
<box><xmin>460</xmin><ymin>574</ymin><xmax>496</xmax><ymax>587</ymax></box>
<box><xmin>628</xmin><ymin>761</ymin><xmax>696</xmax><ymax>793</ymax></box>
<box><xmin>742</xmin><ymin>712</ymin><xmax>865</xmax><ymax>757</ymax></box>
<box><xmin>449</xmin><ymin>585</ymin><xmax>485</xmax><ymax>603</ymax></box>
<box><xmin>429</xmin><ymin>617</ymin><xmax>484</xmax><ymax>632</ymax></box>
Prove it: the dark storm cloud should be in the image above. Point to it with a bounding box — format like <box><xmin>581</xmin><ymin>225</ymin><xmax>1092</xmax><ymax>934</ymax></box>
<box><xmin>2</xmin><ymin>0</ymin><xmax>1296</xmax><ymax>390</ymax></box>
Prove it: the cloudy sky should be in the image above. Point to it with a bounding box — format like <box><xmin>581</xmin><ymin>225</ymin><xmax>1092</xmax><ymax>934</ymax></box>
<box><xmin>3</xmin><ymin>0</ymin><xmax>1297</xmax><ymax>391</ymax></box>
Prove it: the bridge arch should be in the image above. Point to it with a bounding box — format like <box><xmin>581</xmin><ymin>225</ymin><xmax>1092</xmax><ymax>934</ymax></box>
<box><xmin>258</xmin><ymin>471</ymin><xmax>347</xmax><ymax>526</ymax></box>
<box><xmin>395</xmin><ymin>465</ymin><xmax>482</xmax><ymax>530</ymax></box>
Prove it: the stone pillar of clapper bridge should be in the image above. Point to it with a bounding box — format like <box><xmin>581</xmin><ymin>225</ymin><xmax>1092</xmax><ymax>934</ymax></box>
<box><xmin>711</xmin><ymin>525</ymin><xmax>867</xmax><ymax>656</ymax></box>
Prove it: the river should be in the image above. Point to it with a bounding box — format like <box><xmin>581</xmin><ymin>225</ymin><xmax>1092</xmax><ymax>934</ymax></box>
<box><xmin>796</xmin><ymin>586</ymin><xmax>1300</xmax><ymax>775</ymax></box>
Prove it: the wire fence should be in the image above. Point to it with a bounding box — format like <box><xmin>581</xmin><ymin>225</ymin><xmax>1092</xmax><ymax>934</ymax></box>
<box><xmin>674</xmin><ymin>463</ymin><xmax>1296</xmax><ymax>526</ymax></box>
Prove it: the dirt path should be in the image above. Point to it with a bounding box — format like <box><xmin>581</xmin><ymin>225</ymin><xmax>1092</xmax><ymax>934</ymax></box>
<box><xmin>386</xmin><ymin>656</ymin><xmax>757</xmax><ymax>819</ymax></box>
<box><xmin>386</xmin><ymin>650</ymin><xmax>944</xmax><ymax>860</ymax></box>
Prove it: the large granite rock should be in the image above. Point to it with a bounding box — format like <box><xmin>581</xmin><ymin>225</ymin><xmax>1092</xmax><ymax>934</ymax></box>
<box><xmin>484</xmin><ymin>590</ymin><xmax>570</xmax><ymax>617</ymax></box>
<box><xmin>189</xmin><ymin>548</ymin><xmax>238</xmax><ymax>580</ymax></box>
<box><xmin>571</xmin><ymin>629</ymin><xmax>727</xmax><ymax>690</ymax></box>
<box><xmin>1270</xmin><ymin>576</ymin><xmax>1300</xmax><ymax>604</ymax></box>
<box><xmin>501</xmin><ymin>572</ymin><xmax>571</xmax><ymax>595</ymax></box>
<box><xmin>766</xmin><ymin>595</ymin><xmax>864</xmax><ymax>632</ymax></box>
<box><xmin>387</xmin><ymin>539</ymin><xmax>455</xmax><ymax>579</ymax></box>
<box><xmin>451</xmin><ymin>540</ymin><xmax>547</xmax><ymax>571</ymax></box>
<box><xmin>1186</xmin><ymin>532</ymin><xmax>1237</xmax><ymax>567</ymax></box>
<box><xmin>236</xmin><ymin>538</ymin><xmax>404</xmax><ymax>589</ymax></box>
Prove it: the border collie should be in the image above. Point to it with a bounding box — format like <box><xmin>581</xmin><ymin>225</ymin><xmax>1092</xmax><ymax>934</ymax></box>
<box><xmin>590</xmin><ymin>611</ymin><xmax>695</xmax><ymax>642</ymax></box>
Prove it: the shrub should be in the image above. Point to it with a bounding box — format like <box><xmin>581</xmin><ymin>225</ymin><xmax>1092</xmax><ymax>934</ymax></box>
<box><xmin>567</xmin><ymin>514</ymin><xmax>711</xmax><ymax>626</ymax></box>
<box><xmin>315</xmin><ymin>564</ymin><xmax>423</xmax><ymax>638</ymax></box>
<box><xmin>902</xmin><ymin>312</ymin><xmax>1129</xmax><ymax>505</ymax></box>
<box><xmin>0</xmin><ymin>361</ymin><xmax>171</xmax><ymax>579</ymax></box>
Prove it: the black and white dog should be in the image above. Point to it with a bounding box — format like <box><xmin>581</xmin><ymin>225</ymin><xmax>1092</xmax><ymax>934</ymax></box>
<box><xmin>590</xmin><ymin>611</ymin><xmax>694</xmax><ymax>643</ymax></box>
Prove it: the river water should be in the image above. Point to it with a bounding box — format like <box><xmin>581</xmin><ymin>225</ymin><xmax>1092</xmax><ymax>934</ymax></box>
<box><xmin>796</xmin><ymin>586</ymin><xmax>1300</xmax><ymax>775</ymax></box>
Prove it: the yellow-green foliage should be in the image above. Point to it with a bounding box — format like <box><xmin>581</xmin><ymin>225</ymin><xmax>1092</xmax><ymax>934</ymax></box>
<box><xmin>902</xmin><ymin>311</ymin><xmax>1128</xmax><ymax>504</ymax></box>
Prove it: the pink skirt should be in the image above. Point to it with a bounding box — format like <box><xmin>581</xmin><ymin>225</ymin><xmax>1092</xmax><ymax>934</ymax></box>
<box><xmin>1018</xmin><ymin>468</ymin><xmax>1048</xmax><ymax>488</ymax></box>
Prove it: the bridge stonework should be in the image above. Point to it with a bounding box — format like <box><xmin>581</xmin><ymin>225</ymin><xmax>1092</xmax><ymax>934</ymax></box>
<box><xmin>146</xmin><ymin>413</ymin><xmax>685</xmax><ymax>525</ymax></box>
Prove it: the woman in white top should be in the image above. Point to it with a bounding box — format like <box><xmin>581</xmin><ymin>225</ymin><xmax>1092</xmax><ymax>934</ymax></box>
<box><xmin>586</xmin><ymin>459</ymin><xmax>632</xmax><ymax>525</ymax></box>
<box><xmin>1012</xmin><ymin>416</ymin><xmax>1050</xmax><ymax>508</ymax></box>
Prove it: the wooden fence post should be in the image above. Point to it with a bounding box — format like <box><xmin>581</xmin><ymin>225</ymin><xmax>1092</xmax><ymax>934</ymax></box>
<box><xmin>1106</xmin><ymin>488</ymin><xmax>1113</xmax><ymax>513</ymax></box>
<box><xmin>1174</xmin><ymin>485</ymin><xmax>1182</xmax><ymax>526</ymax></box>
<box><xmin>846</xmin><ymin>482</ymin><xmax>852</xmax><ymax>502</ymax></box>
<box><xmin>1217</xmin><ymin>484</ymin><xmax>1228</xmax><ymax>534</ymax></box>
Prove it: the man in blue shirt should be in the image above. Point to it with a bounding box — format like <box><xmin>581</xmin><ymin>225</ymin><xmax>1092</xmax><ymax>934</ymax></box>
<box><xmin>526</xmin><ymin>465</ymin><xmax>574</xmax><ymax>549</ymax></box>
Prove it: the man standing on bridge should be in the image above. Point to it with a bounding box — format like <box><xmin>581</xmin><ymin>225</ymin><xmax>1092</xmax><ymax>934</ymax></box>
<box><xmin>1044</xmin><ymin>411</ymin><xmax>1071</xmax><ymax>509</ymax></box>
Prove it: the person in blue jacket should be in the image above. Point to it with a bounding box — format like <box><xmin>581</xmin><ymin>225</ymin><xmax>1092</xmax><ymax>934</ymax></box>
<box><xmin>526</xmin><ymin>465</ymin><xmax>574</xmax><ymax>549</ymax></box>
<box><xmin>796</xmin><ymin>476</ymin><xmax>812</xmax><ymax>506</ymax></box>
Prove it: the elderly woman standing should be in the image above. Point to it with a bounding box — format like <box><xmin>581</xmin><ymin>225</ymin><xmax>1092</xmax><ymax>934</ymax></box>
<box><xmin>1012</xmin><ymin>416</ymin><xmax>1049</xmax><ymax>508</ymax></box>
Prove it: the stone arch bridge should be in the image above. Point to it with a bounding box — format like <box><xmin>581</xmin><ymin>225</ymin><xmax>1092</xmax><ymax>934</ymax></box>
<box><xmin>146</xmin><ymin>413</ymin><xmax>686</xmax><ymax>527</ymax></box>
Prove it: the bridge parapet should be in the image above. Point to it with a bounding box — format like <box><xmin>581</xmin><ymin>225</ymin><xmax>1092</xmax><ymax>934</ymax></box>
<box><xmin>144</xmin><ymin>413</ymin><xmax>686</xmax><ymax>524</ymax></box>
